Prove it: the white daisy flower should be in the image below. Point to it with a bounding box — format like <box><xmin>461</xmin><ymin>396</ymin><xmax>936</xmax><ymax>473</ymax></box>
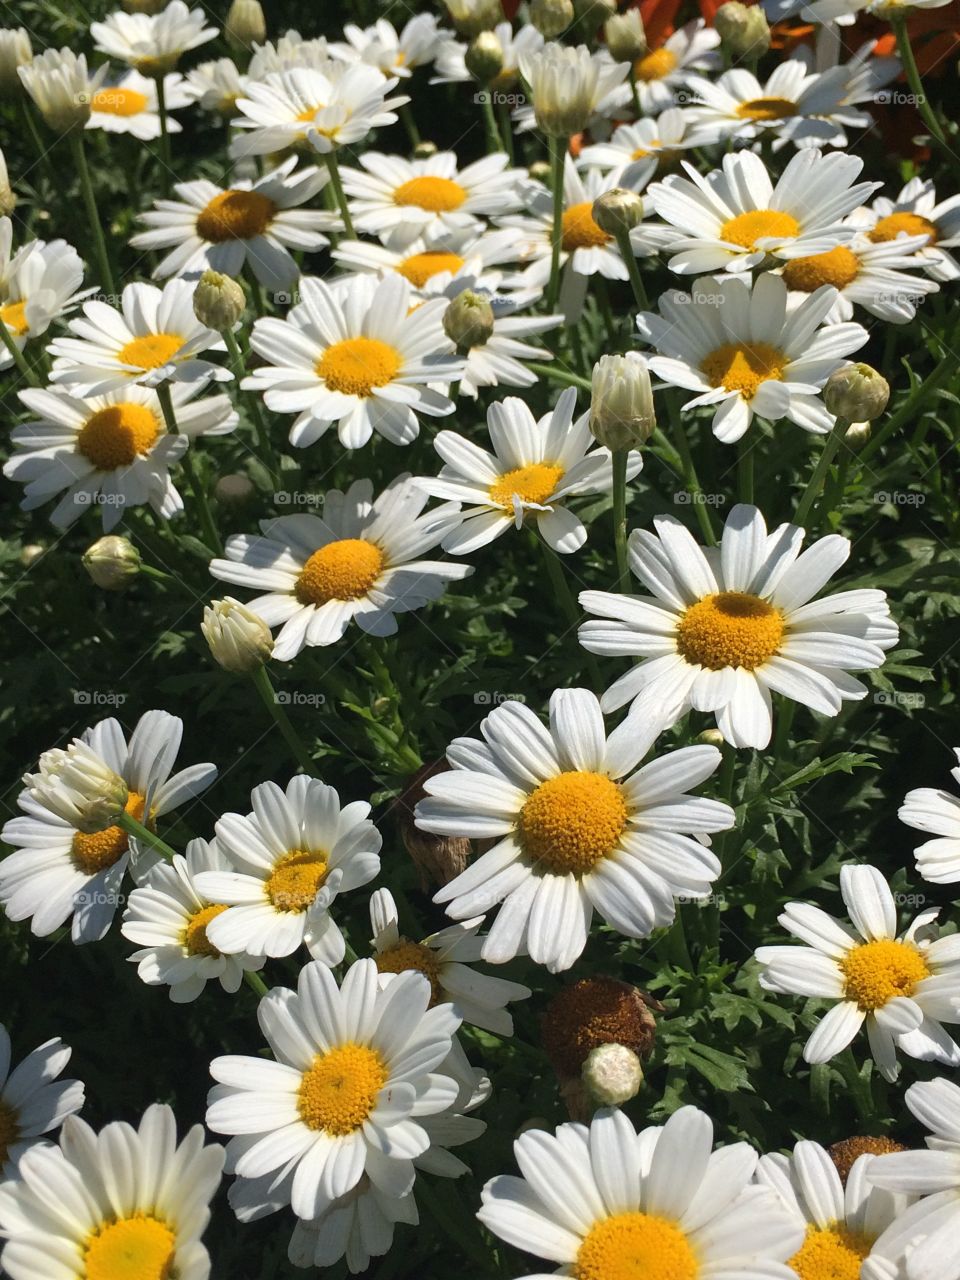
<box><xmin>191</xmin><ymin>775</ymin><xmax>381</xmax><ymax>965</ymax></box>
<box><xmin>90</xmin><ymin>0</ymin><xmax>216</xmax><ymax>75</ymax></box>
<box><xmin>417</xmin><ymin>387</ymin><xmax>640</xmax><ymax>556</ymax></box>
<box><xmin>0</xmin><ymin>229</ymin><xmax>87</xmax><ymax>370</ymax></box>
<box><xmin>780</xmin><ymin>231</ymin><xmax>938</xmax><ymax>324</ymax></box>
<box><xmin>853</xmin><ymin>177</ymin><xmax>960</xmax><ymax>283</ymax></box>
<box><xmin>803</xmin><ymin>0</ymin><xmax>953</xmax><ymax>26</ymax></box>
<box><xmin>578</xmin><ymin>503</ymin><xmax>898</xmax><ymax>749</ymax></box>
<box><xmin>85</xmin><ymin>70</ymin><xmax>192</xmax><ymax>140</ymax></box>
<box><xmin>0</xmin><ymin>710</ymin><xmax>217</xmax><ymax>943</ymax></box>
<box><xmin>0</xmin><ymin>1104</ymin><xmax>223</xmax><ymax>1280</ymax></box>
<box><xmin>243</xmin><ymin>273</ymin><xmax>463</xmax><ymax>449</ymax></box>
<box><xmin>416</xmin><ymin>688</ymin><xmax>733</xmax><ymax>973</ymax></box>
<box><xmin>479</xmin><ymin>1104</ymin><xmax>803</xmax><ymax>1278</ymax></box>
<box><xmin>17</xmin><ymin>49</ymin><xmax>108</xmax><ymax>133</ymax></box>
<box><xmin>5</xmin><ymin>380</ymin><xmax>237</xmax><ymax>531</ymax></box>
<box><xmin>121</xmin><ymin>837</ymin><xmax>266</xmax><ymax>1003</ymax></box>
<box><xmin>131</xmin><ymin>157</ymin><xmax>338</xmax><ymax>291</ymax></box>
<box><xmin>577</xmin><ymin>108</ymin><xmax>701</xmax><ymax>192</ymax></box>
<box><xmin>186</xmin><ymin>57</ymin><xmax>249</xmax><ymax>116</ymax></box>
<box><xmin>648</xmin><ymin>148</ymin><xmax>879</xmax><ymax>275</ymax></box>
<box><xmin>430</xmin><ymin>21</ymin><xmax>543</xmax><ymax>87</ymax></box>
<box><xmin>206</xmin><ymin>957</ymin><xmax>462</xmax><ymax>1221</ymax></box>
<box><xmin>755</xmin><ymin>863</ymin><xmax>960</xmax><ymax>1082</ymax></box>
<box><xmin>516</xmin><ymin>42</ymin><xmax>631</xmax><ymax>138</ymax></box>
<box><xmin>899</xmin><ymin>748</ymin><xmax>960</xmax><ymax>884</ymax></box>
<box><xmin>209</xmin><ymin>476</ymin><xmax>471</xmax><ymax>659</ymax></box>
<box><xmin>330</xmin><ymin>14</ymin><xmax>445</xmax><ymax>77</ymax></box>
<box><xmin>636</xmin><ymin>272</ymin><xmax>870</xmax><ymax>442</ymax></box>
<box><xmin>330</xmin><ymin>226</ymin><xmax>530</xmax><ymax>294</ymax></box>
<box><xmin>0</xmin><ymin>1025</ymin><xmax>84</xmax><ymax>1179</ymax></box>
<box><xmin>47</xmin><ymin>279</ymin><xmax>230</xmax><ymax>397</ymax></box>
<box><xmin>624</xmin><ymin>18</ymin><xmax>722</xmax><ymax>114</ymax></box>
<box><xmin>247</xmin><ymin>32</ymin><xmax>332</xmax><ymax>80</ymax></box>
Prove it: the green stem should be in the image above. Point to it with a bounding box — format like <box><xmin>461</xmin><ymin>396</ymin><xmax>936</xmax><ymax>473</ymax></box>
<box><xmin>838</xmin><ymin>1048</ymin><xmax>874</xmax><ymax>1125</ymax></box>
<box><xmin>480</xmin><ymin>91</ymin><xmax>501</xmax><ymax>152</ymax></box>
<box><xmin>0</xmin><ymin>317</ymin><xmax>40</xmax><ymax>385</ymax></box>
<box><xmin>738</xmin><ymin>438</ymin><xmax>754</xmax><ymax>505</ymax></box>
<box><xmin>398</xmin><ymin>101</ymin><xmax>420</xmax><ymax>149</ymax></box>
<box><xmin>156</xmin><ymin>384</ymin><xmax>222</xmax><ymax>554</ymax></box>
<box><xmin>793</xmin><ymin>416</ymin><xmax>848</xmax><ymax>529</ymax></box>
<box><xmin>156</xmin><ymin>73</ymin><xmax>172</xmax><ymax>176</ymax></box>
<box><xmin>612</xmin><ymin>449</ymin><xmax>629</xmax><ymax>591</ymax></box>
<box><xmin>614</xmin><ymin>224</ymin><xmax>649</xmax><ymax>311</ymax></box>
<box><xmin>322</xmin><ymin>151</ymin><xmax>356</xmax><ymax>239</ymax></box>
<box><xmin>496</xmin><ymin>98</ymin><xmax>515</xmax><ymax>161</ymax></box>
<box><xmin>526</xmin><ymin>361</ymin><xmax>590</xmax><ymax>390</ymax></box>
<box><xmin>890</xmin><ymin>15</ymin><xmax>946</xmax><ymax>147</ymax></box>
<box><xmin>21</xmin><ymin>100</ymin><xmax>55</xmax><ymax>186</ymax></box>
<box><xmin>249</xmin><ymin>665</ymin><xmax>319</xmax><ymax>777</ymax></box>
<box><xmin>117</xmin><ymin>811</ymin><xmax>178</xmax><ymax>861</ymax></box>
<box><xmin>628</xmin><ymin>67</ymin><xmax>642</xmax><ymax>116</ymax></box>
<box><xmin>223</xmin><ymin>326</ymin><xmax>279</xmax><ymax>483</ymax></box>
<box><xmin>244</xmin><ymin>971</ymin><xmax>270</xmax><ymax>998</ymax></box>
<box><xmin>671</xmin><ymin>415</ymin><xmax>719</xmax><ymax>546</ymax></box>
<box><xmin>546</xmin><ymin>134</ymin><xmax>566</xmax><ymax>314</ymax></box>
<box><xmin>68</xmin><ymin>129</ymin><xmax>115</xmax><ymax>294</ymax></box>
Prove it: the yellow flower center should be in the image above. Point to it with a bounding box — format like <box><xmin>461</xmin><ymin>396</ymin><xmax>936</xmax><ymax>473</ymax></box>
<box><xmin>720</xmin><ymin>209</ymin><xmax>801</xmax><ymax>250</ymax></box>
<box><xmin>840</xmin><ymin>939</ymin><xmax>930</xmax><ymax>1011</ymax></box>
<box><xmin>635</xmin><ymin>48</ymin><xmax>678</xmax><ymax>82</ymax></box>
<box><xmin>295</xmin><ymin>103</ymin><xmax>323</xmax><ymax>123</ymax></box>
<box><xmin>735</xmin><ymin>96</ymin><xmax>796</xmax><ymax>121</ymax></box>
<box><xmin>782</xmin><ymin>246</ymin><xmax>861</xmax><ymax>292</ymax></box>
<box><xmin>631</xmin><ymin>141</ymin><xmax>659</xmax><ymax>159</ymax></box>
<box><xmin>117</xmin><ymin>333</ymin><xmax>185</xmax><ymax>372</ymax></box>
<box><xmin>395</xmin><ymin>250</ymin><xmax>466</xmax><ymax>287</ymax></box>
<box><xmin>182</xmin><ymin>903</ymin><xmax>228</xmax><ymax>957</ymax></box>
<box><xmin>701</xmin><ymin>339</ymin><xmax>787</xmax><ymax>400</ymax></box>
<box><xmin>488</xmin><ymin>462</ymin><xmax>565</xmax><ymax>511</ymax></box>
<box><xmin>91</xmin><ymin>87</ymin><xmax>150</xmax><ymax>117</ymax></box>
<box><xmin>316</xmin><ymin>336</ymin><xmax>402</xmax><ymax>397</ymax></box>
<box><xmin>71</xmin><ymin>792</ymin><xmax>149</xmax><ymax>875</ymax></box>
<box><xmin>575</xmin><ymin>1211</ymin><xmax>699</xmax><ymax>1280</ymax></box>
<box><xmin>295</xmin><ymin>538</ymin><xmax>385</xmax><ymax>606</ymax></box>
<box><xmin>677</xmin><ymin>592</ymin><xmax>784</xmax><ymax>671</ymax></box>
<box><xmin>76</xmin><ymin>403</ymin><xmax>161</xmax><ymax>470</ymax></box>
<box><xmin>84</xmin><ymin>1214</ymin><xmax>176</xmax><ymax>1280</ymax></box>
<box><xmin>298</xmin><ymin>1042</ymin><xmax>388</xmax><ymax>1135</ymax></box>
<box><xmin>264</xmin><ymin>850</ymin><xmax>329</xmax><ymax>913</ymax></box>
<box><xmin>869</xmin><ymin>212</ymin><xmax>938</xmax><ymax>244</ymax></box>
<box><xmin>788</xmin><ymin>1224</ymin><xmax>872</xmax><ymax>1280</ymax></box>
<box><xmin>195</xmin><ymin>190</ymin><xmax>277</xmax><ymax>243</ymax></box>
<box><xmin>375</xmin><ymin>939</ymin><xmax>444</xmax><ymax>1003</ymax></box>
<box><xmin>518</xmin><ymin>771</ymin><xmax>627</xmax><ymax>876</ymax></box>
<box><xmin>0</xmin><ymin>1100</ymin><xmax>19</xmax><ymax>1167</ymax></box>
<box><xmin>392</xmin><ymin>176</ymin><xmax>467</xmax><ymax>212</ymax></box>
<box><xmin>0</xmin><ymin>299</ymin><xmax>28</xmax><ymax>337</ymax></box>
<box><xmin>562</xmin><ymin>201</ymin><xmax>611</xmax><ymax>252</ymax></box>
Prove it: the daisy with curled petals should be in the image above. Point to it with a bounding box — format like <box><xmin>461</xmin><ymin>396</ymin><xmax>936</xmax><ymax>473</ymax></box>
<box><xmin>0</xmin><ymin>1104</ymin><xmax>223</xmax><ymax>1280</ymax></box>
<box><xmin>636</xmin><ymin>272</ymin><xmax>869</xmax><ymax>442</ymax></box>
<box><xmin>900</xmin><ymin>749</ymin><xmax>960</xmax><ymax>884</ymax></box>
<box><xmin>243</xmin><ymin>273</ymin><xmax>463</xmax><ymax>449</ymax></box>
<box><xmin>755</xmin><ymin>863</ymin><xmax>960</xmax><ymax>1082</ymax></box>
<box><xmin>0</xmin><ymin>226</ymin><xmax>88</xmax><ymax>371</ymax></box>
<box><xmin>0</xmin><ymin>1023</ymin><xmax>84</xmax><ymax>1178</ymax></box>
<box><xmin>579</xmin><ymin>503</ymin><xmax>898</xmax><ymax>748</ymax></box>
<box><xmin>206</xmin><ymin>958</ymin><xmax>461</xmax><ymax>1221</ymax></box>
<box><xmin>417</xmin><ymin>388</ymin><xmax>641</xmax><ymax>556</ymax></box>
<box><xmin>330</xmin><ymin>14</ymin><xmax>445</xmax><ymax>77</ymax></box>
<box><xmin>853</xmin><ymin>177</ymin><xmax>960</xmax><ymax>283</ymax></box>
<box><xmin>0</xmin><ymin>710</ymin><xmax>217</xmax><ymax>944</ymax></box>
<box><xmin>246</xmin><ymin>34</ymin><xmax>333</xmax><ymax>80</ymax></box>
<box><xmin>131</xmin><ymin>158</ymin><xmax>338</xmax><ymax>291</ymax></box>
<box><xmin>577</xmin><ymin>109</ymin><xmax>700</xmax><ymax>193</ymax></box>
<box><xmin>648</xmin><ymin>148</ymin><xmax>879</xmax><ymax>276</ymax></box>
<box><xmin>623</xmin><ymin>18</ymin><xmax>722</xmax><ymax>114</ymax></box>
<box><xmin>416</xmin><ymin>688</ymin><xmax>733</xmax><ymax>974</ymax></box>
<box><xmin>780</xmin><ymin>231</ymin><xmax>939</xmax><ymax>325</ymax></box>
<box><xmin>85</xmin><ymin>70</ymin><xmax>192</xmax><ymax>140</ymax></box>
<box><xmin>90</xmin><ymin>1</ymin><xmax>216</xmax><ymax>74</ymax></box>
<box><xmin>47</xmin><ymin>279</ymin><xmax>229</xmax><ymax>397</ymax></box>
<box><xmin>192</xmin><ymin>776</ymin><xmax>381</xmax><ymax>965</ymax></box>
<box><xmin>4</xmin><ymin>381</ymin><xmax>237</xmax><ymax>532</ymax></box>
<box><xmin>121</xmin><ymin>837</ymin><xmax>266</xmax><ymax>1004</ymax></box>
<box><xmin>479</xmin><ymin>1104</ymin><xmax>803</xmax><ymax>1280</ymax></box>
<box><xmin>186</xmin><ymin>58</ymin><xmax>249</xmax><ymax>117</ymax></box>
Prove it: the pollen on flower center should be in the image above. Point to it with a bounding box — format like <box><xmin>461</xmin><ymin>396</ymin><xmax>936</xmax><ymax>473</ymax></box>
<box><xmin>395</xmin><ymin>250</ymin><xmax>465</xmax><ymax>287</ymax></box>
<box><xmin>295</xmin><ymin>538</ymin><xmax>385</xmax><ymax>606</ymax></box>
<box><xmin>375</xmin><ymin>939</ymin><xmax>443</xmax><ymax>1004</ymax></box>
<box><xmin>84</xmin><ymin>1214</ymin><xmax>176</xmax><ymax>1280</ymax></box>
<box><xmin>869</xmin><ymin>212</ymin><xmax>938</xmax><ymax>245</ymax></box>
<box><xmin>735</xmin><ymin>96</ymin><xmax>796</xmax><ymax>121</ymax></box>
<box><xmin>265</xmin><ymin>850</ymin><xmax>329</xmax><ymax>913</ymax></box>
<box><xmin>117</xmin><ymin>333</ymin><xmax>185</xmax><ymax>372</ymax></box>
<box><xmin>316</xmin><ymin>336</ymin><xmax>402</xmax><ymax>397</ymax></box>
<box><xmin>575</xmin><ymin>1211</ymin><xmax>699</xmax><ymax>1280</ymax></box>
<box><xmin>677</xmin><ymin>592</ymin><xmax>784</xmax><ymax>671</ymax></box>
<box><xmin>720</xmin><ymin>209</ymin><xmax>801</xmax><ymax>250</ymax></box>
<box><xmin>635</xmin><ymin>48</ymin><xmax>678</xmax><ymax>82</ymax></box>
<box><xmin>0</xmin><ymin>1099</ymin><xmax>20</xmax><ymax>1166</ymax></box>
<box><xmin>788</xmin><ymin>1224</ymin><xmax>872</xmax><ymax>1280</ymax></box>
<box><xmin>91</xmin><ymin>87</ymin><xmax>150</xmax><ymax>117</ymax></box>
<box><xmin>183</xmin><ymin>904</ymin><xmax>228</xmax><ymax>957</ymax></box>
<box><xmin>71</xmin><ymin>791</ymin><xmax>149</xmax><ymax>875</ymax></box>
<box><xmin>0</xmin><ymin>299</ymin><xmax>29</xmax><ymax>337</ymax></box>
<box><xmin>392</xmin><ymin>175</ymin><xmax>467</xmax><ymax>212</ymax></box>
<box><xmin>518</xmin><ymin>771</ymin><xmax>628</xmax><ymax>876</ymax></box>
<box><xmin>562</xmin><ymin>201</ymin><xmax>611</xmax><ymax>252</ymax></box>
<box><xmin>77</xmin><ymin>403</ymin><xmax>161</xmax><ymax>470</ymax></box>
<box><xmin>701</xmin><ymin>341</ymin><xmax>787</xmax><ymax>399</ymax></box>
<box><xmin>297</xmin><ymin>1042</ymin><xmax>388</xmax><ymax>1135</ymax></box>
<box><xmin>489</xmin><ymin>462</ymin><xmax>565</xmax><ymax>511</ymax></box>
<box><xmin>195</xmin><ymin>190</ymin><xmax>277</xmax><ymax>243</ymax></box>
<box><xmin>840</xmin><ymin>939</ymin><xmax>930</xmax><ymax>1011</ymax></box>
<box><xmin>782</xmin><ymin>246</ymin><xmax>860</xmax><ymax>292</ymax></box>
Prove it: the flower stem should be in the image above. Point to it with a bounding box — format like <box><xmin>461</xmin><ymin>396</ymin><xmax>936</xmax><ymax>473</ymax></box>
<box><xmin>838</xmin><ymin>1048</ymin><xmax>874</xmax><ymax>1125</ymax></box>
<box><xmin>480</xmin><ymin>90</ymin><xmax>502</xmax><ymax>152</ymax></box>
<box><xmin>399</xmin><ymin>101</ymin><xmax>421</xmax><ymax>149</ymax></box>
<box><xmin>890</xmin><ymin>15</ymin><xmax>946</xmax><ymax>147</ymax></box>
<box><xmin>322</xmin><ymin>151</ymin><xmax>356</xmax><ymax>239</ymax></box>
<box><xmin>670</xmin><ymin>411</ymin><xmax>719</xmax><ymax>546</ymax></box>
<box><xmin>613</xmin><ymin>224</ymin><xmax>649</xmax><ymax>311</ymax></box>
<box><xmin>0</xmin><ymin>317</ymin><xmax>40</xmax><ymax>385</ymax></box>
<box><xmin>612</xmin><ymin>449</ymin><xmax>629</xmax><ymax>591</ymax></box>
<box><xmin>156</xmin><ymin>383</ymin><xmax>222</xmax><ymax>554</ymax></box>
<box><xmin>249</xmin><ymin>665</ymin><xmax>319</xmax><ymax>777</ymax></box>
<box><xmin>68</xmin><ymin>129</ymin><xmax>116</xmax><ymax>295</ymax></box>
<box><xmin>526</xmin><ymin>362</ymin><xmax>590</xmax><ymax>391</ymax></box>
<box><xmin>244</xmin><ymin>971</ymin><xmax>270</xmax><ymax>999</ymax></box>
<box><xmin>546</xmin><ymin>134</ymin><xmax>566</xmax><ymax>313</ymax></box>
<box><xmin>793</xmin><ymin>415</ymin><xmax>848</xmax><ymax>530</ymax></box>
<box><xmin>223</xmin><ymin>326</ymin><xmax>279</xmax><ymax>484</ymax></box>
<box><xmin>737</xmin><ymin>437</ymin><xmax>754</xmax><ymax>505</ymax></box>
<box><xmin>496</xmin><ymin>98</ymin><xmax>515</xmax><ymax>161</ymax></box>
<box><xmin>156</xmin><ymin>73</ymin><xmax>172</xmax><ymax>176</ymax></box>
<box><xmin>117</xmin><ymin>811</ymin><xmax>178</xmax><ymax>861</ymax></box>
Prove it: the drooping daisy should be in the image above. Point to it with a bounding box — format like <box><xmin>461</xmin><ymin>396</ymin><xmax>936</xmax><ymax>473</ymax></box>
<box><xmin>578</xmin><ymin>503</ymin><xmax>898</xmax><ymax>748</ymax></box>
<box><xmin>330</xmin><ymin>14</ymin><xmax>445</xmax><ymax>77</ymax></box>
<box><xmin>756</xmin><ymin>863</ymin><xmax>960</xmax><ymax>1082</ymax></box>
<box><xmin>899</xmin><ymin>748</ymin><xmax>960</xmax><ymax>885</ymax></box>
<box><xmin>242</xmin><ymin>273</ymin><xmax>463</xmax><ymax>449</ymax></box>
<box><xmin>416</xmin><ymin>688</ymin><xmax>733</xmax><ymax>973</ymax></box>
<box><xmin>577</xmin><ymin>108</ymin><xmax>700</xmax><ymax>193</ymax></box>
<box><xmin>246</xmin><ymin>32</ymin><xmax>332</xmax><ymax>80</ymax></box>
<box><xmin>648</xmin><ymin>148</ymin><xmax>879</xmax><ymax>275</ymax></box>
<box><xmin>516</xmin><ymin>42</ymin><xmax>631</xmax><ymax>139</ymax></box>
<box><xmin>480</xmin><ymin>1105</ymin><xmax>803</xmax><ymax>1279</ymax></box>
<box><xmin>131</xmin><ymin>157</ymin><xmax>338</xmax><ymax>291</ymax></box>
<box><xmin>417</xmin><ymin>388</ymin><xmax>641</xmax><ymax>556</ymax></box>
<box><xmin>0</xmin><ymin>231</ymin><xmax>87</xmax><ymax>370</ymax></box>
<box><xmin>191</xmin><ymin>776</ymin><xmax>381</xmax><ymax>964</ymax></box>
<box><xmin>636</xmin><ymin>272</ymin><xmax>870</xmax><ymax>442</ymax></box>
<box><xmin>186</xmin><ymin>57</ymin><xmax>249</xmax><ymax>116</ymax></box>
<box><xmin>0</xmin><ymin>1024</ymin><xmax>84</xmax><ymax>1178</ymax></box>
<box><xmin>90</xmin><ymin>1</ymin><xmax>216</xmax><ymax>75</ymax></box>
<box><xmin>625</xmin><ymin>18</ymin><xmax>722</xmax><ymax>114</ymax></box>
<box><xmin>0</xmin><ymin>1105</ymin><xmax>223</xmax><ymax>1280</ymax></box>
<box><xmin>47</xmin><ymin>279</ymin><xmax>230</xmax><ymax>397</ymax></box>
<box><xmin>431</xmin><ymin>21</ymin><xmax>543</xmax><ymax>87</ymax></box>
<box><xmin>122</xmin><ymin>837</ymin><xmax>266</xmax><ymax>1003</ymax></box>
<box><xmin>0</xmin><ymin>710</ymin><xmax>217</xmax><ymax>943</ymax></box>
<box><xmin>206</xmin><ymin>958</ymin><xmax>461</xmax><ymax>1221</ymax></box>
<box><xmin>85</xmin><ymin>70</ymin><xmax>193</xmax><ymax>140</ymax></box>
<box><xmin>5</xmin><ymin>380</ymin><xmax>237</xmax><ymax>531</ymax></box>
<box><xmin>209</xmin><ymin>476</ymin><xmax>471</xmax><ymax>659</ymax></box>
<box><xmin>853</xmin><ymin>177</ymin><xmax>960</xmax><ymax>283</ymax></box>
<box><xmin>780</xmin><ymin>231</ymin><xmax>938</xmax><ymax>324</ymax></box>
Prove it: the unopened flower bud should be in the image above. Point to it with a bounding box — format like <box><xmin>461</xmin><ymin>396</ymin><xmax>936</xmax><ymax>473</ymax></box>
<box><xmin>403</xmin><ymin>762</ymin><xmax>472</xmax><ymax>890</ymax></box>
<box><xmin>19</xmin><ymin>49</ymin><xmax>97</xmax><ymax>131</ymax></box>
<box><xmin>27</xmin><ymin>741</ymin><xmax>129</xmax><ymax>833</ymax></box>
<box><xmin>542</xmin><ymin>977</ymin><xmax>661</xmax><ymax>1080</ymax></box>
<box><xmin>520</xmin><ymin>44</ymin><xmax>601</xmax><ymax>138</ymax></box>
<box><xmin>824</xmin><ymin>363</ymin><xmax>889</xmax><ymax>423</ymax></box>
<box><xmin>529</xmin><ymin>159</ymin><xmax>551</xmax><ymax>182</ymax></box>
<box><xmin>20</xmin><ymin>543</ymin><xmax>44</xmax><ymax>568</ymax></box>
<box><xmin>590</xmin><ymin>352</ymin><xmax>656</xmax><ymax>449</ymax></box>
<box><xmin>225</xmin><ymin>0</ymin><xmax>266</xmax><ymax>49</ymax></box>
<box><xmin>412</xmin><ymin>140</ymin><xmax>439</xmax><ymax>159</ymax></box>
<box><xmin>530</xmin><ymin>0</ymin><xmax>575</xmax><ymax>39</ymax></box>
<box><xmin>604</xmin><ymin>9</ymin><xmax>647</xmax><ymax>62</ymax></box>
<box><xmin>202</xmin><ymin>597</ymin><xmax>273</xmax><ymax>674</ymax></box>
<box><xmin>698</xmin><ymin>728</ymin><xmax>726</xmax><ymax>747</ymax></box>
<box><xmin>844</xmin><ymin>420</ymin><xmax>871</xmax><ymax>451</ymax></box>
<box><xmin>443</xmin><ymin>289</ymin><xmax>495</xmax><ymax>351</ymax></box>
<box><xmin>582</xmin><ymin>1043</ymin><xmax>644</xmax><ymax>1107</ymax></box>
<box><xmin>465</xmin><ymin>31</ymin><xmax>504</xmax><ymax>83</ymax></box>
<box><xmin>214</xmin><ymin>472</ymin><xmax>256</xmax><ymax>506</ymax></box>
<box><xmin>122</xmin><ymin>0</ymin><xmax>170</xmax><ymax>12</ymax></box>
<box><xmin>83</xmin><ymin>535</ymin><xmax>142</xmax><ymax>591</ymax></box>
<box><xmin>714</xmin><ymin>2</ymin><xmax>771</xmax><ymax>58</ymax></box>
<box><xmin>592</xmin><ymin>187</ymin><xmax>644</xmax><ymax>236</ymax></box>
<box><xmin>193</xmin><ymin>269</ymin><xmax>245</xmax><ymax>331</ymax></box>
<box><xmin>444</xmin><ymin>0</ymin><xmax>501</xmax><ymax>38</ymax></box>
<box><xmin>0</xmin><ymin>28</ymin><xmax>31</xmax><ymax>97</ymax></box>
<box><xmin>574</xmin><ymin>0</ymin><xmax>617</xmax><ymax>20</ymax></box>
<box><xmin>829</xmin><ymin>1136</ymin><xmax>907</xmax><ymax>1187</ymax></box>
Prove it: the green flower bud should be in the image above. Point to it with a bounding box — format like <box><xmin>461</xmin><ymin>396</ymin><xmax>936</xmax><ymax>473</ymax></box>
<box><xmin>844</xmin><ymin>420</ymin><xmax>872</xmax><ymax>451</ymax></box>
<box><xmin>443</xmin><ymin>0</ymin><xmax>501</xmax><ymax>38</ymax></box>
<box><xmin>215</xmin><ymin>472</ymin><xmax>256</xmax><ymax>506</ymax></box>
<box><xmin>413</xmin><ymin>140</ymin><xmax>439</xmax><ymax>160</ymax></box>
<box><xmin>193</xmin><ymin>269</ymin><xmax>245</xmax><ymax>331</ymax></box>
<box><xmin>83</xmin><ymin>535</ymin><xmax>142</xmax><ymax>591</ymax></box>
<box><xmin>604</xmin><ymin>10</ymin><xmax>647</xmax><ymax>62</ymax></box>
<box><xmin>592</xmin><ymin>187</ymin><xmax>644</xmax><ymax>235</ymax></box>
<box><xmin>465</xmin><ymin>31</ymin><xmax>504</xmax><ymax>84</ymax></box>
<box><xmin>574</xmin><ymin>0</ymin><xmax>617</xmax><ymax>20</ymax></box>
<box><xmin>697</xmin><ymin>728</ymin><xmax>726</xmax><ymax>747</ymax></box>
<box><xmin>443</xmin><ymin>289</ymin><xmax>495</xmax><ymax>351</ymax></box>
<box><xmin>714</xmin><ymin>2</ymin><xmax>771</xmax><ymax>58</ymax></box>
<box><xmin>225</xmin><ymin>0</ymin><xmax>266</xmax><ymax>48</ymax></box>
<box><xmin>529</xmin><ymin>159</ymin><xmax>552</xmax><ymax>183</ymax></box>
<box><xmin>530</xmin><ymin>0</ymin><xmax>575</xmax><ymax>39</ymax></box>
<box><xmin>823</xmin><ymin>363</ymin><xmax>890</xmax><ymax>423</ymax></box>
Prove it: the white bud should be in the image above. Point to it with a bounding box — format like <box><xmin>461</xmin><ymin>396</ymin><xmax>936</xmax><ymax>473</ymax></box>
<box><xmin>193</xmin><ymin>269</ymin><xmax>245</xmax><ymax>330</ymax></box>
<box><xmin>824</xmin><ymin>363</ymin><xmax>890</xmax><ymax>422</ymax></box>
<box><xmin>202</xmin><ymin>597</ymin><xmax>274</xmax><ymax>674</ymax></box>
<box><xmin>26</xmin><ymin>740</ymin><xmax>129</xmax><ymax>833</ymax></box>
<box><xmin>582</xmin><ymin>1043</ymin><xmax>644</xmax><ymax>1107</ymax></box>
<box><xmin>443</xmin><ymin>289</ymin><xmax>495</xmax><ymax>350</ymax></box>
<box><xmin>443</xmin><ymin>0</ymin><xmax>502</xmax><ymax>38</ymax></box>
<box><xmin>225</xmin><ymin>0</ymin><xmax>266</xmax><ymax>49</ymax></box>
<box><xmin>604</xmin><ymin>10</ymin><xmax>646</xmax><ymax>62</ymax></box>
<box><xmin>592</xmin><ymin>187</ymin><xmax>644</xmax><ymax>235</ymax></box>
<box><xmin>519</xmin><ymin>43</ymin><xmax>602</xmax><ymax>138</ymax></box>
<box><xmin>590</xmin><ymin>352</ymin><xmax>656</xmax><ymax>449</ymax></box>
<box><xmin>530</xmin><ymin>0</ymin><xmax>575</xmax><ymax>39</ymax></box>
<box><xmin>0</xmin><ymin>28</ymin><xmax>32</xmax><ymax>97</ymax></box>
<box><xmin>18</xmin><ymin>48</ymin><xmax>100</xmax><ymax>131</ymax></box>
<box><xmin>714</xmin><ymin>2</ymin><xmax>771</xmax><ymax>57</ymax></box>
